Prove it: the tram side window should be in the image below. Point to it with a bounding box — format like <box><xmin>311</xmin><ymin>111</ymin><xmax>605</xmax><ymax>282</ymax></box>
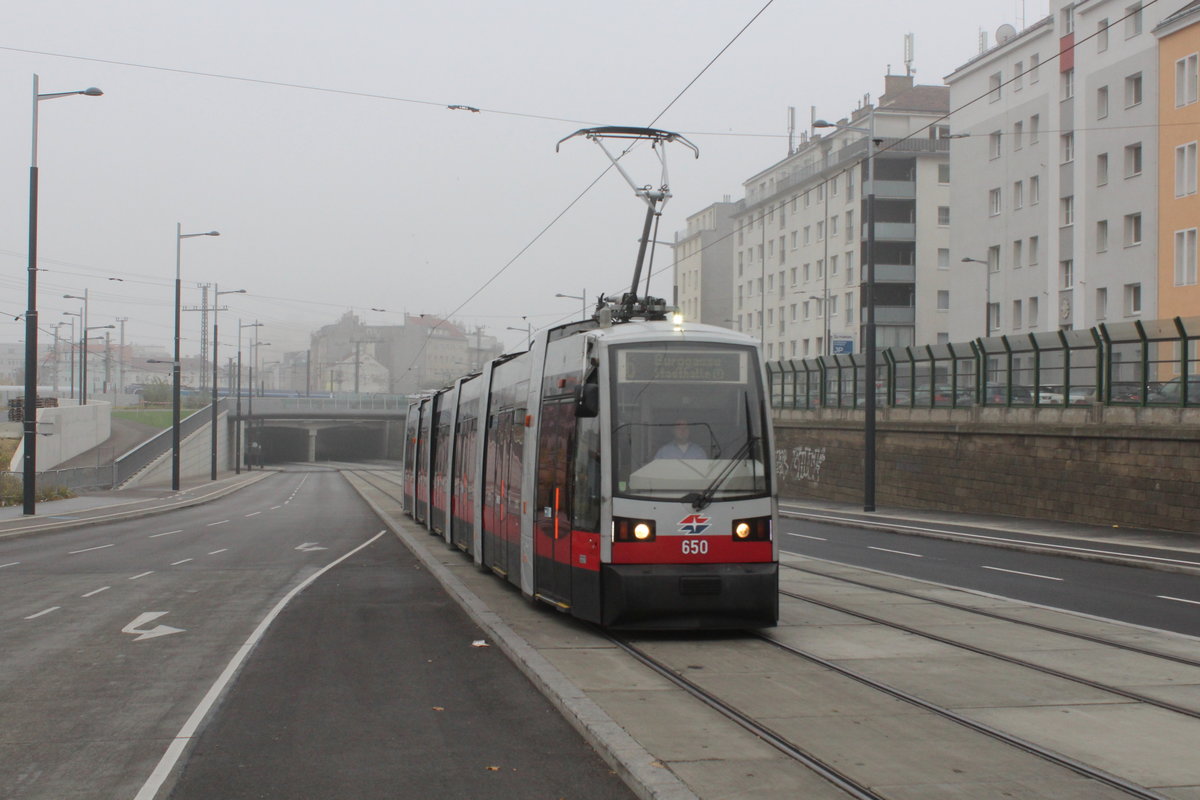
<box><xmin>572</xmin><ymin>416</ymin><xmax>601</xmax><ymax>532</ymax></box>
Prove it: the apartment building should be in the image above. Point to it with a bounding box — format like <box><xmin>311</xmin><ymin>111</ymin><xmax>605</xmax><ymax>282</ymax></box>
<box><xmin>1155</xmin><ymin>1</ymin><xmax>1200</xmax><ymax>323</ymax></box>
<box><xmin>721</xmin><ymin>74</ymin><xmax>949</xmax><ymax>361</ymax></box>
<box><xmin>946</xmin><ymin>1</ymin><xmax>1187</xmax><ymax>341</ymax></box>
<box><xmin>673</xmin><ymin>200</ymin><xmax>738</xmax><ymax>326</ymax></box>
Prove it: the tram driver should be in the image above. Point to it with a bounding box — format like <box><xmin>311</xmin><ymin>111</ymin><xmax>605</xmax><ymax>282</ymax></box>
<box><xmin>655</xmin><ymin>419</ymin><xmax>706</xmax><ymax>460</ymax></box>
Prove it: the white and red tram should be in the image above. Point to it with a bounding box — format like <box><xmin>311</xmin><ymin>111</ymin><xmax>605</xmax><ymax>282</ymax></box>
<box><xmin>403</xmin><ymin>316</ymin><xmax>778</xmax><ymax>629</ymax></box>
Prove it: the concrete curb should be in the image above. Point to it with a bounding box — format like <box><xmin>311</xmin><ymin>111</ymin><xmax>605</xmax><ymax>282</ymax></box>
<box><xmin>342</xmin><ymin>472</ymin><xmax>698</xmax><ymax>800</ymax></box>
<box><xmin>780</xmin><ymin>506</ymin><xmax>1200</xmax><ymax>577</ymax></box>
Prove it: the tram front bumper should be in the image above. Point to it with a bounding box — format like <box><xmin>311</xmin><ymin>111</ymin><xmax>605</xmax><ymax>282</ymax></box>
<box><xmin>601</xmin><ymin>562</ymin><xmax>778</xmax><ymax>629</ymax></box>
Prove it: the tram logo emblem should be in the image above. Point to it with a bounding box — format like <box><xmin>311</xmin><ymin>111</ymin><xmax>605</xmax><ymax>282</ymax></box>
<box><xmin>678</xmin><ymin>514</ymin><xmax>711</xmax><ymax>535</ymax></box>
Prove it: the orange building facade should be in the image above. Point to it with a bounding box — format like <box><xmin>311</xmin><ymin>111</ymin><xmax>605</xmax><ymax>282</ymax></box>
<box><xmin>1156</xmin><ymin>3</ymin><xmax>1200</xmax><ymax>326</ymax></box>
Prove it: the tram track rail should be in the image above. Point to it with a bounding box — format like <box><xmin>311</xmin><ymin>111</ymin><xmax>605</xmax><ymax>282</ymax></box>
<box><xmin>780</xmin><ymin>561</ymin><xmax>1200</xmax><ymax>670</ymax></box>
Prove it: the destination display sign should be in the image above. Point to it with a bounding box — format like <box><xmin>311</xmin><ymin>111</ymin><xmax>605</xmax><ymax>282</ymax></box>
<box><xmin>620</xmin><ymin>350</ymin><xmax>744</xmax><ymax>383</ymax></box>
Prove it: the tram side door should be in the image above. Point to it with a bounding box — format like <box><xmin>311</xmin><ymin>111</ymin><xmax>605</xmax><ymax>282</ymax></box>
<box><xmin>533</xmin><ymin>398</ymin><xmax>573</xmax><ymax>606</ymax></box>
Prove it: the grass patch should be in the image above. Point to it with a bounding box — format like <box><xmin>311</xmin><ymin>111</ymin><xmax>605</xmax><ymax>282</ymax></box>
<box><xmin>0</xmin><ymin>473</ymin><xmax>74</xmax><ymax>506</ymax></box>
<box><xmin>112</xmin><ymin>408</ymin><xmax>174</xmax><ymax>429</ymax></box>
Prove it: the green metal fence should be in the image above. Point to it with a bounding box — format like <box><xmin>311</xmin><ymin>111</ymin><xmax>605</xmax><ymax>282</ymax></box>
<box><xmin>768</xmin><ymin>316</ymin><xmax>1200</xmax><ymax>409</ymax></box>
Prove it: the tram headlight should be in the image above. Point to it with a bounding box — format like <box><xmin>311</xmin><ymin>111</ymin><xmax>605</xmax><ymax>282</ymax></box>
<box><xmin>732</xmin><ymin>516</ymin><xmax>771</xmax><ymax>542</ymax></box>
<box><xmin>612</xmin><ymin>517</ymin><xmax>656</xmax><ymax>543</ymax></box>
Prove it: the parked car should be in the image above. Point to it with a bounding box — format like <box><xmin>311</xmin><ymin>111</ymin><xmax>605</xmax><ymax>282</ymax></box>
<box><xmin>1150</xmin><ymin>375</ymin><xmax>1200</xmax><ymax>404</ymax></box>
<box><xmin>1068</xmin><ymin>386</ymin><xmax>1097</xmax><ymax>405</ymax></box>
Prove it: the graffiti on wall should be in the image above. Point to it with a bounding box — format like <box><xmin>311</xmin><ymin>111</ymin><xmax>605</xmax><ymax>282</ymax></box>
<box><xmin>775</xmin><ymin>445</ymin><xmax>827</xmax><ymax>485</ymax></box>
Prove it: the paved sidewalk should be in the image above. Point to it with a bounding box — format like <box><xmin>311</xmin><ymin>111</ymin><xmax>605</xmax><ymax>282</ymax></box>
<box><xmin>0</xmin><ymin>471</ymin><xmax>271</xmax><ymax>540</ymax></box>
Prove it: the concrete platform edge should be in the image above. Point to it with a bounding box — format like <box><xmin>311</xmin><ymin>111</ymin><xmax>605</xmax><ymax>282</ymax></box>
<box><xmin>343</xmin><ymin>473</ymin><xmax>699</xmax><ymax>800</ymax></box>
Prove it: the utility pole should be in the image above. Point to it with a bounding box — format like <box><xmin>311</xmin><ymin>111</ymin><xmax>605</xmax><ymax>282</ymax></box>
<box><xmin>197</xmin><ymin>282</ymin><xmax>210</xmax><ymax>390</ymax></box>
<box><xmin>116</xmin><ymin>316</ymin><xmax>128</xmax><ymax>398</ymax></box>
<box><xmin>103</xmin><ymin>330</ymin><xmax>111</xmax><ymax>394</ymax></box>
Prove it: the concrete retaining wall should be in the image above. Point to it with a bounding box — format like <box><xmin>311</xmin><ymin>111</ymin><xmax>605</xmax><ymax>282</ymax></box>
<box><xmin>125</xmin><ymin>411</ymin><xmax>232</xmax><ymax>488</ymax></box>
<box><xmin>7</xmin><ymin>402</ymin><xmax>112</xmax><ymax>471</ymax></box>
<box><xmin>774</xmin><ymin>405</ymin><xmax>1200</xmax><ymax>533</ymax></box>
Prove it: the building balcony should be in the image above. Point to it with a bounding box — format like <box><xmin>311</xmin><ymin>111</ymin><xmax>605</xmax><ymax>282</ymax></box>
<box><xmin>873</xmin><ymin>263</ymin><xmax>916</xmax><ymax>282</ymax></box>
<box><xmin>875</xmin><ymin>304</ymin><xmax>916</xmax><ymax>325</ymax></box>
<box><xmin>869</xmin><ymin>221</ymin><xmax>916</xmax><ymax>240</ymax></box>
<box><xmin>874</xmin><ymin>180</ymin><xmax>916</xmax><ymax>199</ymax></box>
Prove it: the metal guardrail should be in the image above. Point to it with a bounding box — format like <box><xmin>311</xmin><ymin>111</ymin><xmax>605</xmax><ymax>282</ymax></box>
<box><xmin>113</xmin><ymin>399</ymin><xmax>230</xmax><ymax>486</ymax></box>
<box><xmin>769</xmin><ymin>316</ymin><xmax>1200</xmax><ymax>409</ymax></box>
<box><xmin>0</xmin><ymin>465</ymin><xmax>116</xmax><ymax>496</ymax></box>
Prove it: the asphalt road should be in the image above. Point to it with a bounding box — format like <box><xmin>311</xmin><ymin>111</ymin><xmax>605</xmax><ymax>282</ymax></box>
<box><xmin>0</xmin><ymin>467</ymin><xmax>631</xmax><ymax>800</ymax></box>
<box><xmin>778</xmin><ymin>516</ymin><xmax>1200</xmax><ymax>637</ymax></box>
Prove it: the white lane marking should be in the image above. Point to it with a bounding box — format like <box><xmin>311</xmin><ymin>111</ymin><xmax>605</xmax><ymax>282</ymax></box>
<box><xmin>150</xmin><ymin>530</ymin><xmax>183</xmax><ymax>538</ymax></box>
<box><xmin>981</xmin><ymin>565</ymin><xmax>1063</xmax><ymax>581</ymax></box>
<box><xmin>270</xmin><ymin>505</ymin><xmax>282</xmax><ymax>510</ymax></box>
<box><xmin>786</xmin><ymin>533</ymin><xmax>827</xmax><ymax>541</ymax></box>
<box><xmin>1158</xmin><ymin>595</ymin><xmax>1200</xmax><ymax>606</ymax></box>
<box><xmin>81</xmin><ymin>586</ymin><xmax>111</xmax><ymax>598</ymax></box>
<box><xmin>170</xmin><ymin>559</ymin><xmax>193</xmax><ymax>566</ymax></box>
<box><xmin>206</xmin><ymin>520</ymin><xmax>230</xmax><ymax>527</ymax></box>
<box><xmin>25</xmin><ymin>607</ymin><xmax>61</xmax><ymax>620</ymax></box>
<box><xmin>0</xmin><ymin>562</ymin><xmax>19</xmax><ymax>569</ymax></box>
<box><xmin>244</xmin><ymin>512</ymin><xmax>261</xmax><ymax>518</ymax></box>
<box><xmin>129</xmin><ymin>571</ymin><xmax>155</xmax><ymax>581</ymax></box>
<box><xmin>122</xmin><ymin>612</ymin><xmax>185</xmax><ymax>641</ymax></box>
<box><xmin>208</xmin><ymin>549</ymin><xmax>228</xmax><ymax>556</ymax></box>
<box><xmin>134</xmin><ymin>530</ymin><xmax>387</xmax><ymax>800</ymax></box>
<box><xmin>295</xmin><ymin>542</ymin><xmax>327</xmax><ymax>552</ymax></box>
<box><xmin>781</xmin><ymin>508</ymin><xmax>1200</xmax><ymax>570</ymax></box>
<box><xmin>869</xmin><ymin>546</ymin><xmax>924</xmax><ymax>558</ymax></box>
<box><xmin>69</xmin><ymin>544</ymin><xmax>114</xmax><ymax>554</ymax></box>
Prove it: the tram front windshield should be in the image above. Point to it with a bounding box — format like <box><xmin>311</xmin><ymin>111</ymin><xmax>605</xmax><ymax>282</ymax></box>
<box><xmin>611</xmin><ymin>342</ymin><xmax>769</xmax><ymax>501</ymax></box>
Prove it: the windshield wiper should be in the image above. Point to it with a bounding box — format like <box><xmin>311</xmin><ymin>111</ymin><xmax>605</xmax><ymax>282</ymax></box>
<box><xmin>682</xmin><ymin>436</ymin><xmax>757</xmax><ymax>511</ymax></box>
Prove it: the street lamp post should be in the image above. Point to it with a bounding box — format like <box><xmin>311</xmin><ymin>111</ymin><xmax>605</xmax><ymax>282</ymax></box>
<box><xmin>961</xmin><ymin>257</ymin><xmax>993</xmax><ymax>340</ymax></box>
<box><xmin>23</xmin><ymin>76</ymin><xmax>102</xmax><ymax>515</ymax></box>
<box><xmin>506</xmin><ymin>322</ymin><xmax>532</xmax><ymax>349</ymax></box>
<box><xmin>814</xmin><ymin>113</ymin><xmax>877</xmax><ymax>512</ymax></box>
<box><xmin>63</xmin><ymin>291</ymin><xmax>89</xmax><ymax>403</ymax></box>
<box><xmin>211</xmin><ymin>285</ymin><xmax>245</xmax><ymax>480</ymax></box>
<box><xmin>236</xmin><ymin>320</ymin><xmax>261</xmax><ymax>475</ymax></box>
<box><xmin>173</xmin><ymin>224</ymin><xmax>220</xmax><ymax>491</ymax></box>
<box><xmin>554</xmin><ymin>291</ymin><xmax>587</xmax><ymax>320</ymax></box>
<box><xmin>61</xmin><ymin>312</ymin><xmax>79</xmax><ymax>399</ymax></box>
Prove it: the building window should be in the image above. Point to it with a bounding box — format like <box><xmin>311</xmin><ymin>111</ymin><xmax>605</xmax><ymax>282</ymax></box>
<box><xmin>1014</xmin><ymin>61</ymin><xmax>1024</xmax><ymax>90</ymax></box>
<box><xmin>1061</xmin><ymin>259</ymin><xmax>1074</xmax><ymax>289</ymax></box>
<box><xmin>1062</xmin><ymin>68</ymin><xmax>1074</xmax><ymax>100</ymax></box>
<box><xmin>1125</xmin><ymin>72</ymin><xmax>1143</xmax><ymax>107</ymax></box>
<box><xmin>988</xmin><ymin>244</ymin><xmax>1001</xmax><ymax>273</ymax></box>
<box><xmin>1029</xmin><ymin>114</ymin><xmax>1039</xmax><ymax>143</ymax></box>
<box><xmin>1124</xmin><ymin>283</ymin><xmax>1142</xmax><ymax>315</ymax></box>
<box><xmin>1098</xmin><ymin>18</ymin><xmax>1110</xmax><ymax>52</ymax></box>
<box><xmin>989</xmin><ymin>187</ymin><xmax>1002</xmax><ymax>216</ymax></box>
<box><xmin>830</xmin><ymin>175</ymin><xmax>839</xmax><ymax>196</ymax></box>
<box><xmin>790</xmin><ymin>266</ymin><xmax>797</xmax><ymax>285</ymax></box>
<box><xmin>1176</xmin><ymin>142</ymin><xmax>1198</xmax><ymax>196</ymax></box>
<box><xmin>1013</xmin><ymin>120</ymin><xmax>1024</xmax><ymax>151</ymax></box>
<box><xmin>989</xmin><ymin>72</ymin><xmax>1003</xmax><ymax>103</ymax></box>
<box><xmin>829</xmin><ymin>295</ymin><xmax>839</xmax><ymax>316</ymax></box>
<box><xmin>816</xmin><ymin>221</ymin><xmax>824</xmax><ymax>241</ymax></box>
<box><xmin>938</xmin><ymin>163</ymin><xmax>950</xmax><ymax>184</ymax></box>
<box><xmin>1030</xmin><ymin>53</ymin><xmax>1040</xmax><ymax>83</ymax></box>
<box><xmin>938</xmin><ymin>206</ymin><xmax>950</xmax><ymax>226</ymax></box>
<box><xmin>1061</xmin><ymin>196</ymin><xmax>1074</xmax><ymax>226</ymax></box>
<box><xmin>1124</xmin><ymin>212</ymin><xmax>1142</xmax><ymax>246</ymax></box>
<box><xmin>1097</xmin><ymin>220</ymin><xmax>1109</xmax><ymax>252</ymax></box>
<box><xmin>1097</xmin><ymin>287</ymin><xmax>1108</xmax><ymax>320</ymax></box>
<box><xmin>1030</xmin><ymin>175</ymin><xmax>1040</xmax><ymax>204</ymax></box>
<box><xmin>1030</xmin><ymin>296</ymin><xmax>1040</xmax><ymax>326</ymax></box>
<box><xmin>990</xmin><ymin>130</ymin><xmax>1002</xmax><ymax>159</ymax></box>
<box><xmin>1098</xmin><ymin>152</ymin><xmax>1109</xmax><ymax>186</ymax></box>
<box><xmin>1012</xmin><ymin>239</ymin><xmax>1023</xmax><ymax>268</ymax></box>
<box><xmin>937</xmin><ymin>248</ymin><xmax>950</xmax><ymax>269</ymax></box>
<box><xmin>845</xmin><ymin>210</ymin><xmax>854</xmax><ymax>240</ymax></box>
<box><xmin>830</xmin><ymin>254</ymin><xmax>838</xmax><ymax>275</ymax></box>
<box><xmin>1030</xmin><ymin>235</ymin><xmax>1039</xmax><ymax>265</ymax></box>
<box><xmin>1124</xmin><ymin>142</ymin><xmax>1143</xmax><ymax>177</ymax></box>
<box><xmin>1062</xmin><ymin>5</ymin><xmax>1075</xmax><ymax>33</ymax></box>
<box><xmin>1061</xmin><ymin>132</ymin><xmax>1074</xmax><ymax>163</ymax></box>
<box><xmin>829</xmin><ymin>216</ymin><xmax>839</xmax><ymax>237</ymax></box>
<box><xmin>1177</xmin><ymin>54</ymin><xmax>1199</xmax><ymax>107</ymax></box>
<box><xmin>803</xmin><ymin>226</ymin><xmax>811</xmax><ymax>245</ymax></box>
<box><xmin>1014</xmin><ymin>180</ymin><xmax>1024</xmax><ymax>208</ymax></box>
<box><xmin>1176</xmin><ymin>228</ymin><xmax>1198</xmax><ymax>286</ymax></box>
<box><xmin>1097</xmin><ymin>85</ymin><xmax>1109</xmax><ymax>119</ymax></box>
<box><xmin>1013</xmin><ymin>299</ymin><xmax>1023</xmax><ymax>330</ymax></box>
<box><xmin>937</xmin><ymin>290</ymin><xmax>950</xmax><ymax>311</ymax></box>
<box><xmin>1125</xmin><ymin>2</ymin><xmax>1142</xmax><ymax>38</ymax></box>
<box><xmin>845</xmin><ymin>292</ymin><xmax>854</xmax><ymax>320</ymax></box>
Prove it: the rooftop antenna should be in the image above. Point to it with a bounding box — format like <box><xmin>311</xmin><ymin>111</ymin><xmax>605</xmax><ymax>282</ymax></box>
<box><xmin>556</xmin><ymin>126</ymin><xmax>699</xmax><ymax>322</ymax></box>
<box><xmin>904</xmin><ymin>33</ymin><xmax>915</xmax><ymax>76</ymax></box>
<box><xmin>787</xmin><ymin>106</ymin><xmax>796</xmax><ymax>156</ymax></box>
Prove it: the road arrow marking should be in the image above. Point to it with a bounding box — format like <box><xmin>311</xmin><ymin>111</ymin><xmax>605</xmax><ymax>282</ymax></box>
<box><xmin>122</xmin><ymin>612</ymin><xmax>185</xmax><ymax>641</ymax></box>
<box><xmin>295</xmin><ymin>542</ymin><xmax>328</xmax><ymax>552</ymax></box>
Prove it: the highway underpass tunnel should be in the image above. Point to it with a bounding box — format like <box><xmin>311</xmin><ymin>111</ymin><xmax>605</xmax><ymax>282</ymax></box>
<box><xmin>255</xmin><ymin>424</ymin><xmax>387</xmax><ymax>463</ymax></box>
